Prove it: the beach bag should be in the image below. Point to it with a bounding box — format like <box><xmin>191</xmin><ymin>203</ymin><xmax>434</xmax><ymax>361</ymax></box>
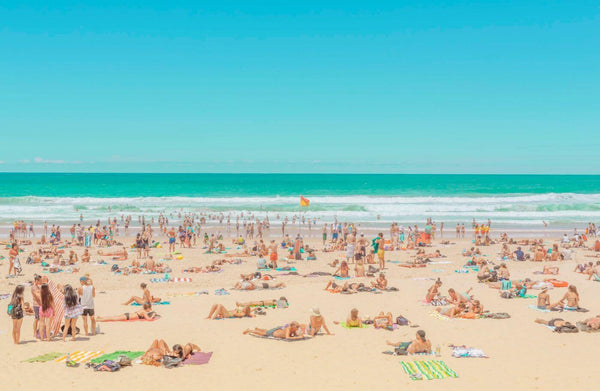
<box><xmin>162</xmin><ymin>355</ymin><xmax>182</xmax><ymax>369</ymax></box>
<box><xmin>94</xmin><ymin>360</ymin><xmax>121</xmax><ymax>372</ymax></box>
<box><xmin>117</xmin><ymin>355</ymin><xmax>132</xmax><ymax>367</ymax></box>
<box><xmin>396</xmin><ymin>316</ymin><xmax>409</xmax><ymax>326</ymax></box>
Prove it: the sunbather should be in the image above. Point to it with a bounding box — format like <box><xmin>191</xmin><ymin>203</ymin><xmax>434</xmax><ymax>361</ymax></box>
<box><xmin>582</xmin><ymin>315</ymin><xmax>600</xmax><ymax>330</ymax></box>
<box><xmin>387</xmin><ymin>329</ymin><xmax>432</xmax><ymax>354</ymax></box>
<box><xmin>371</xmin><ymin>273</ymin><xmax>388</xmax><ymax>290</ymax></box>
<box><xmin>436</xmin><ymin>303</ymin><xmax>466</xmax><ymax>318</ymax></box>
<box><xmin>373</xmin><ymin>311</ymin><xmax>394</xmax><ymax>329</ymax></box>
<box><xmin>307</xmin><ymin>307</ymin><xmax>333</xmax><ymax>336</ymax></box>
<box><xmin>534</xmin><ymin>318</ymin><xmax>573</xmax><ymax>328</ymax></box>
<box><xmin>550</xmin><ymin>285</ymin><xmax>580</xmax><ymax>309</ymax></box>
<box><xmin>236</xmin><ymin>297</ymin><xmax>288</xmax><ymax>308</ymax></box>
<box><xmin>97</xmin><ymin>303</ymin><xmax>160</xmax><ymax>322</ymax></box>
<box><xmin>243</xmin><ymin>321</ymin><xmax>305</xmax><ymax>340</ymax></box>
<box><xmin>123</xmin><ymin>283</ymin><xmax>161</xmax><ymax>305</ymax></box>
<box><xmin>142</xmin><ymin>339</ymin><xmax>201</xmax><ymax>365</ymax></box>
<box><xmin>206</xmin><ymin>304</ymin><xmax>253</xmax><ymax>319</ymax></box>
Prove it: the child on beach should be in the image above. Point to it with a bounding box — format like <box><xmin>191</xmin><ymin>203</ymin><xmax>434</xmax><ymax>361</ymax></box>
<box><xmin>63</xmin><ymin>284</ymin><xmax>82</xmax><ymax>341</ymax></box>
<box><xmin>8</xmin><ymin>285</ymin><xmax>25</xmax><ymax>344</ymax></box>
<box><xmin>39</xmin><ymin>284</ymin><xmax>55</xmax><ymax>341</ymax></box>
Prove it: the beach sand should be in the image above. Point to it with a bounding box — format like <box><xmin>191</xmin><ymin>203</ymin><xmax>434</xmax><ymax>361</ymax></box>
<box><xmin>1</xmin><ymin>233</ymin><xmax>599</xmax><ymax>390</ymax></box>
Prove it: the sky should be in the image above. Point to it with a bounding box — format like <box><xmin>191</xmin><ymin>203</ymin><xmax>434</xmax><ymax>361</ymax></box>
<box><xmin>0</xmin><ymin>1</ymin><xmax>599</xmax><ymax>173</ymax></box>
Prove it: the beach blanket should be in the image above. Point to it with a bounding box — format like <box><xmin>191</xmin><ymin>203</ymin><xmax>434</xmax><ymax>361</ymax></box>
<box><xmin>183</xmin><ymin>352</ymin><xmax>213</xmax><ymax>365</ymax></box>
<box><xmin>132</xmin><ymin>301</ymin><xmax>170</xmax><ymax>306</ymax></box>
<box><xmin>215</xmin><ymin>289</ymin><xmax>230</xmax><ymax>295</ymax></box>
<box><xmin>340</xmin><ymin>322</ymin><xmax>370</xmax><ymax>329</ymax></box>
<box><xmin>275</xmin><ymin>267</ymin><xmax>297</xmax><ymax>272</ymax></box>
<box><xmin>0</xmin><ymin>294</ymin><xmax>10</xmax><ymax>300</ymax></box>
<box><xmin>23</xmin><ymin>352</ymin><xmax>63</xmax><ymax>363</ymax></box>
<box><xmin>167</xmin><ymin>291</ymin><xmax>208</xmax><ymax>297</ymax></box>
<box><xmin>249</xmin><ymin>334</ymin><xmax>310</xmax><ymax>342</ymax></box>
<box><xmin>399</xmin><ymin>263</ymin><xmax>427</xmax><ymax>268</ymax></box>
<box><xmin>150</xmin><ymin>277</ymin><xmax>192</xmax><ymax>283</ymax></box>
<box><xmin>529</xmin><ymin>305</ymin><xmax>551</xmax><ymax>313</ymax></box>
<box><xmin>400</xmin><ymin>360</ymin><xmax>458</xmax><ymax>381</ymax></box>
<box><xmin>333</xmin><ymin>276</ymin><xmax>351</xmax><ymax>280</ymax></box>
<box><xmin>90</xmin><ymin>351</ymin><xmax>144</xmax><ymax>364</ymax></box>
<box><xmin>550</xmin><ymin>306</ymin><xmax>589</xmax><ymax>313</ymax></box>
<box><xmin>451</xmin><ymin>347</ymin><xmax>488</xmax><ymax>358</ymax></box>
<box><xmin>56</xmin><ymin>351</ymin><xmax>104</xmax><ymax>364</ymax></box>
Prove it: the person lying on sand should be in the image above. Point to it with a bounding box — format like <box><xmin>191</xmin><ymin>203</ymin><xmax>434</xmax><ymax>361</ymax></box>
<box><xmin>447</xmin><ymin>288</ymin><xmax>472</xmax><ymax>304</ymax></box>
<box><xmin>436</xmin><ymin>303</ymin><xmax>466</xmax><ymax>318</ymax></box>
<box><xmin>236</xmin><ymin>297</ymin><xmax>288</xmax><ymax>308</ymax></box>
<box><xmin>582</xmin><ymin>315</ymin><xmax>600</xmax><ymax>330</ymax></box>
<box><xmin>234</xmin><ymin>280</ymin><xmax>286</xmax><ymax>290</ymax></box>
<box><xmin>98</xmin><ymin>247</ymin><xmax>128</xmax><ymax>260</ymax></box>
<box><xmin>534</xmin><ymin>318</ymin><xmax>574</xmax><ymax>328</ymax></box>
<box><xmin>371</xmin><ymin>273</ymin><xmax>388</xmax><ymax>290</ymax></box>
<box><xmin>243</xmin><ymin>321</ymin><xmax>305</xmax><ymax>340</ymax></box>
<box><xmin>206</xmin><ymin>304</ymin><xmax>253</xmax><ymax>319</ymax></box>
<box><xmin>306</xmin><ymin>307</ymin><xmax>333</xmax><ymax>336</ymax></box>
<box><xmin>387</xmin><ymin>330</ymin><xmax>432</xmax><ymax>354</ymax></box>
<box><xmin>466</xmin><ymin>299</ymin><xmax>484</xmax><ymax>316</ymax></box>
<box><xmin>122</xmin><ymin>283</ymin><xmax>161</xmax><ymax>305</ymax></box>
<box><xmin>97</xmin><ymin>303</ymin><xmax>160</xmax><ymax>322</ymax></box>
<box><xmin>142</xmin><ymin>339</ymin><xmax>201</xmax><ymax>365</ymax></box>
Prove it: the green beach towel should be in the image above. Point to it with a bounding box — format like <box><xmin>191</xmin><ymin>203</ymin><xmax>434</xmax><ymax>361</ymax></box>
<box><xmin>23</xmin><ymin>352</ymin><xmax>63</xmax><ymax>363</ymax></box>
<box><xmin>400</xmin><ymin>360</ymin><xmax>458</xmax><ymax>381</ymax></box>
<box><xmin>340</xmin><ymin>322</ymin><xmax>369</xmax><ymax>329</ymax></box>
<box><xmin>90</xmin><ymin>351</ymin><xmax>144</xmax><ymax>364</ymax></box>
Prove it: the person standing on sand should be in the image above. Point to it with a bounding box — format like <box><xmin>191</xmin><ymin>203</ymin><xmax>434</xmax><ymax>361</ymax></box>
<box><xmin>78</xmin><ymin>276</ymin><xmax>96</xmax><ymax>336</ymax></box>
<box><xmin>376</xmin><ymin>233</ymin><xmax>385</xmax><ymax>270</ymax></box>
<box><xmin>346</xmin><ymin>231</ymin><xmax>356</xmax><ymax>264</ymax></box>
<box><xmin>268</xmin><ymin>240</ymin><xmax>278</xmax><ymax>268</ymax></box>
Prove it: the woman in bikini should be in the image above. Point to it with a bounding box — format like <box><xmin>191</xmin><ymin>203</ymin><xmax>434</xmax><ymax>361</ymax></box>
<box><xmin>307</xmin><ymin>307</ymin><xmax>333</xmax><ymax>336</ymax></box>
<box><xmin>551</xmin><ymin>285</ymin><xmax>580</xmax><ymax>309</ymax></box>
<box><xmin>205</xmin><ymin>304</ymin><xmax>253</xmax><ymax>319</ymax></box>
<box><xmin>142</xmin><ymin>339</ymin><xmax>201</xmax><ymax>365</ymax></box>
<box><xmin>426</xmin><ymin>279</ymin><xmax>442</xmax><ymax>302</ymax></box>
<box><xmin>436</xmin><ymin>303</ymin><xmax>466</xmax><ymax>318</ymax></box>
<box><xmin>97</xmin><ymin>303</ymin><xmax>160</xmax><ymax>322</ymax></box>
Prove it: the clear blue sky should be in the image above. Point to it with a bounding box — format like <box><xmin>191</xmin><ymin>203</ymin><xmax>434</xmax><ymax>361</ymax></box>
<box><xmin>1</xmin><ymin>1</ymin><xmax>598</xmax><ymax>173</ymax></box>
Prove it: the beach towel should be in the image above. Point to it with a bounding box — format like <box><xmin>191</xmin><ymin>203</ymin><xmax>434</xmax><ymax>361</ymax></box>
<box><xmin>171</xmin><ymin>277</ymin><xmax>192</xmax><ymax>283</ymax></box>
<box><xmin>400</xmin><ymin>360</ymin><xmax>458</xmax><ymax>381</ymax></box>
<box><xmin>183</xmin><ymin>352</ymin><xmax>213</xmax><ymax>365</ymax></box>
<box><xmin>399</xmin><ymin>263</ymin><xmax>427</xmax><ymax>268</ymax></box>
<box><xmin>23</xmin><ymin>352</ymin><xmax>63</xmax><ymax>363</ymax></box>
<box><xmin>340</xmin><ymin>322</ymin><xmax>369</xmax><ymax>329</ymax></box>
<box><xmin>215</xmin><ymin>288</ymin><xmax>229</xmax><ymax>295</ymax></box>
<box><xmin>48</xmin><ymin>280</ymin><xmax>65</xmax><ymax>336</ymax></box>
<box><xmin>90</xmin><ymin>351</ymin><xmax>144</xmax><ymax>364</ymax></box>
<box><xmin>275</xmin><ymin>267</ymin><xmax>297</xmax><ymax>272</ymax></box>
<box><xmin>150</xmin><ymin>278</ymin><xmax>169</xmax><ymax>283</ymax></box>
<box><xmin>333</xmin><ymin>276</ymin><xmax>351</xmax><ymax>280</ymax></box>
<box><xmin>529</xmin><ymin>305</ymin><xmax>551</xmax><ymax>313</ymax></box>
<box><xmin>132</xmin><ymin>301</ymin><xmax>170</xmax><ymax>306</ymax></box>
<box><xmin>102</xmin><ymin>317</ymin><xmax>158</xmax><ymax>322</ymax></box>
<box><xmin>56</xmin><ymin>351</ymin><xmax>104</xmax><ymax>364</ymax></box>
<box><xmin>249</xmin><ymin>334</ymin><xmax>310</xmax><ymax>342</ymax></box>
<box><xmin>0</xmin><ymin>293</ymin><xmax>10</xmax><ymax>300</ymax></box>
<box><xmin>451</xmin><ymin>347</ymin><xmax>488</xmax><ymax>358</ymax></box>
<box><xmin>167</xmin><ymin>291</ymin><xmax>208</xmax><ymax>297</ymax></box>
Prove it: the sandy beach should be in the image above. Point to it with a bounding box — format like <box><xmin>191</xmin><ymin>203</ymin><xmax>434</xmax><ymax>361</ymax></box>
<box><xmin>1</xmin><ymin>230</ymin><xmax>600</xmax><ymax>390</ymax></box>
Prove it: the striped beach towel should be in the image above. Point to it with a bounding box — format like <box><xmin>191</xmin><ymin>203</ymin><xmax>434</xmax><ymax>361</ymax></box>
<box><xmin>171</xmin><ymin>277</ymin><xmax>192</xmax><ymax>282</ymax></box>
<box><xmin>48</xmin><ymin>280</ymin><xmax>65</xmax><ymax>336</ymax></box>
<box><xmin>55</xmin><ymin>350</ymin><xmax>104</xmax><ymax>364</ymax></box>
<box><xmin>400</xmin><ymin>360</ymin><xmax>458</xmax><ymax>380</ymax></box>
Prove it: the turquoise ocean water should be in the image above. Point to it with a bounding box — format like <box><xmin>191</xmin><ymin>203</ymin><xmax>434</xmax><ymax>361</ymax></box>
<box><xmin>0</xmin><ymin>173</ymin><xmax>599</xmax><ymax>231</ymax></box>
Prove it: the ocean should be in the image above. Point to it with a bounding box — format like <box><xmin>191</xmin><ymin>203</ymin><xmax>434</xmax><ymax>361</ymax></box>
<box><xmin>1</xmin><ymin>173</ymin><xmax>599</xmax><ymax>234</ymax></box>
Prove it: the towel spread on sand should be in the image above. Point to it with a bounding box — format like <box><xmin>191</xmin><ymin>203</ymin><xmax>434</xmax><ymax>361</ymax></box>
<box><xmin>451</xmin><ymin>347</ymin><xmax>488</xmax><ymax>358</ymax></box>
<box><xmin>90</xmin><ymin>351</ymin><xmax>145</xmax><ymax>364</ymax></box>
<box><xmin>23</xmin><ymin>352</ymin><xmax>64</xmax><ymax>363</ymax></box>
<box><xmin>400</xmin><ymin>360</ymin><xmax>458</xmax><ymax>381</ymax></box>
<box><xmin>340</xmin><ymin>322</ymin><xmax>369</xmax><ymax>329</ymax></box>
<box><xmin>132</xmin><ymin>301</ymin><xmax>170</xmax><ymax>306</ymax></box>
<box><xmin>183</xmin><ymin>352</ymin><xmax>213</xmax><ymax>365</ymax></box>
<box><xmin>55</xmin><ymin>351</ymin><xmax>104</xmax><ymax>363</ymax></box>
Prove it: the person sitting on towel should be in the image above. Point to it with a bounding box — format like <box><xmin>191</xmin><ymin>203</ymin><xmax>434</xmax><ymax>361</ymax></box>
<box><xmin>387</xmin><ymin>330</ymin><xmax>432</xmax><ymax>354</ymax></box>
